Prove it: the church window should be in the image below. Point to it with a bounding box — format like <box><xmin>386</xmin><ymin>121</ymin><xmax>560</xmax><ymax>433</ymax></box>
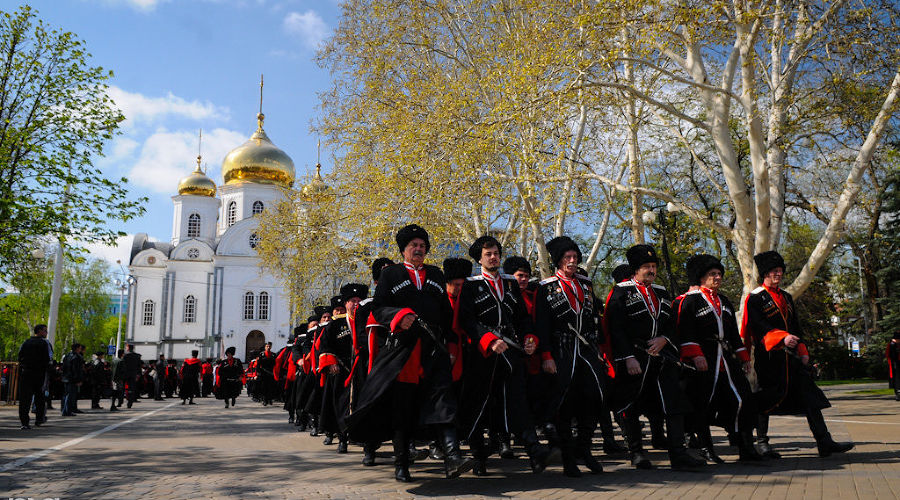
<box><xmin>249</xmin><ymin>232</ymin><xmax>260</xmax><ymax>249</ymax></box>
<box><xmin>187</xmin><ymin>248</ymin><xmax>200</xmax><ymax>260</ymax></box>
<box><xmin>252</xmin><ymin>200</ymin><xmax>264</xmax><ymax>215</ymax></box>
<box><xmin>244</xmin><ymin>292</ymin><xmax>255</xmax><ymax>320</ymax></box>
<box><xmin>142</xmin><ymin>300</ymin><xmax>155</xmax><ymax>326</ymax></box>
<box><xmin>187</xmin><ymin>213</ymin><xmax>201</xmax><ymax>238</ymax></box>
<box><xmin>258</xmin><ymin>292</ymin><xmax>269</xmax><ymax>320</ymax></box>
<box><xmin>227</xmin><ymin>201</ymin><xmax>237</xmax><ymax>227</ymax></box>
<box><xmin>183</xmin><ymin>295</ymin><xmax>196</xmax><ymax>323</ymax></box>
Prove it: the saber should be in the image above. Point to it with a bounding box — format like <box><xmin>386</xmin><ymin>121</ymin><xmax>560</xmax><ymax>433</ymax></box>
<box><xmin>415</xmin><ymin>318</ymin><xmax>449</xmax><ymax>354</ymax></box>
<box><xmin>634</xmin><ymin>342</ymin><xmax>697</xmax><ymax>372</ymax></box>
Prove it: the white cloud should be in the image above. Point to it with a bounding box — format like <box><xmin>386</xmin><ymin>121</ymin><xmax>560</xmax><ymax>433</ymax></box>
<box><xmin>283</xmin><ymin>10</ymin><xmax>329</xmax><ymax>49</ymax></box>
<box><xmin>126</xmin><ymin>127</ymin><xmax>247</xmax><ymax>193</ymax></box>
<box><xmin>83</xmin><ymin>234</ymin><xmax>140</xmax><ymax>269</ymax></box>
<box><xmin>107</xmin><ymin>86</ymin><xmax>228</xmax><ymax>126</ymax></box>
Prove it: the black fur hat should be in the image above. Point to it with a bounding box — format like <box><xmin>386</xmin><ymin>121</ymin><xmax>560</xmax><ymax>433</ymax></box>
<box><xmin>626</xmin><ymin>244</ymin><xmax>659</xmax><ymax>270</ymax></box>
<box><xmin>546</xmin><ymin>236</ymin><xmax>582</xmax><ymax>268</ymax></box>
<box><xmin>611</xmin><ymin>264</ymin><xmax>633</xmax><ymax>283</ymax></box>
<box><xmin>225</xmin><ymin>346</ymin><xmax>236</xmax><ymax>356</ymax></box>
<box><xmin>686</xmin><ymin>254</ymin><xmax>725</xmax><ymax>286</ymax></box>
<box><xmin>503</xmin><ymin>256</ymin><xmax>532</xmax><ymax>275</ymax></box>
<box><xmin>313</xmin><ymin>305</ymin><xmax>330</xmax><ymax>318</ymax></box>
<box><xmin>443</xmin><ymin>257</ymin><xmax>473</xmax><ymax>281</ymax></box>
<box><xmin>371</xmin><ymin>257</ymin><xmax>394</xmax><ymax>282</ymax></box>
<box><xmin>330</xmin><ymin>295</ymin><xmax>344</xmax><ymax>310</ymax></box>
<box><xmin>468</xmin><ymin>235</ymin><xmax>502</xmax><ymax>261</ymax></box>
<box><xmin>340</xmin><ymin>283</ymin><xmax>369</xmax><ymax>302</ymax></box>
<box><xmin>396</xmin><ymin>224</ymin><xmax>430</xmax><ymax>253</ymax></box>
<box><xmin>306</xmin><ymin>314</ymin><xmax>319</xmax><ymax>323</ymax></box>
<box><xmin>754</xmin><ymin>250</ymin><xmax>786</xmax><ymax>282</ymax></box>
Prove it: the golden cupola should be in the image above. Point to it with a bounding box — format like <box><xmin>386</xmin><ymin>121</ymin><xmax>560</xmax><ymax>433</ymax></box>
<box><xmin>178</xmin><ymin>155</ymin><xmax>217</xmax><ymax>197</ymax></box>
<box><xmin>221</xmin><ymin>77</ymin><xmax>295</xmax><ymax>188</ymax></box>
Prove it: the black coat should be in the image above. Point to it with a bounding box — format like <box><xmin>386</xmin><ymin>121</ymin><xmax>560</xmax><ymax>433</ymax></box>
<box><xmin>216</xmin><ymin>358</ymin><xmax>244</xmax><ymax>400</ymax></box>
<box><xmin>677</xmin><ymin>290</ymin><xmax>756</xmax><ymax>432</ymax></box>
<box><xmin>742</xmin><ymin>286</ymin><xmax>829</xmax><ymax>415</ymax></box>
<box><xmin>122</xmin><ymin>352</ymin><xmax>142</xmax><ymax>380</ymax></box>
<box><xmin>347</xmin><ymin>263</ymin><xmax>455</xmax><ymax>438</ymax></box>
<box><xmin>606</xmin><ymin>280</ymin><xmax>687</xmax><ymax>415</ymax></box>
<box><xmin>61</xmin><ymin>352</ymin><xmax>85</xmax><ymax>384</ymax></box>
<box><xmin>457</xmin><ymin>273</ymin><xmax>534</xmax><ymax>438</ymax></box>
<box><xmin>17</xmin><ymin>336</ymin><xmax>50</xmax><ymax>375</ymax></box>
<box><xmin>534</xmin><ymin>274</ymin><xmax>608</xmax><ymax>410</ymax></box>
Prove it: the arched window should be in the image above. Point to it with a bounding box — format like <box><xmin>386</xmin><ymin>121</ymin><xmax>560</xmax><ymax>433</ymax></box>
<box><xmin>187</xmin><ymin>213</ymin><xmax>201</xmax><ymax>238</ymax></box>
<box><xmin>243</xmin><ymin>292</ymin><xmax>255</xmax><ymax>320</ymax></box>
<box><xmin>227</xmin><ymin>201</ymin><xmax>237</xmax><ymax>227</ymax></box>
<box><xmin>183</xmin><ymin>295</ymin><xmax>196</xmax><ymax>323</ymax></box>
<box><xmin>258</xmin><ymin>292</ymin><xmax>269</xmax><ymax>320</ymax></box>
<box><xmin>252</xmin><ymin>200</ymin><xmax>264</xmax><ymax>215</ymax></box>
<box><xmin>142</xmin><ymin>300</ymin><xmax>155</xmax><ymax>326</ymax></box>
<box><xmin>249</xmin><ymin>232</ymin><xmax>260</xmax><ymax>249</ymax></box>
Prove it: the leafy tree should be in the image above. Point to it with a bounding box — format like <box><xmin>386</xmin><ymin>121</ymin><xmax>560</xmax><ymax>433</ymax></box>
<box><xmin>877</xmin><ymin>169</ymin><xmax>900</xmax><ymax>340</ymax></box>
<box><xmin>0</xmin><ymin>5</ymin><xmax>145</xmax><ymax>279</ymax></box>
<box><xmin>0</xmin><ymin>255</ymin><xmax>116</xmax><ymax>360</ymax></box>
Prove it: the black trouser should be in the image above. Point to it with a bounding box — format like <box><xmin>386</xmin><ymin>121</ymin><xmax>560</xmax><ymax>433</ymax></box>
<box><xmin>92</xmin><ymin>385</ymin><xmax>104</xmax><ymax>407</ymax></box>
<box><xmin>18</xmin><ymin>371</ymin><xmax>46</xmax><ymax>426</ymax></box>
<box><xmin>556</xmin><ymin>359</ymin><xmax>602</xmax><ymax>455</ymax></box>
<box><xmin>758</xmin><ymin>407</ymin><xmax>830</xmax><ymax>444</ymax></box>
<box><xmin>892</xmin><ymin>360</ymin><xmax>900</xmax><ymax>399</ymax></box>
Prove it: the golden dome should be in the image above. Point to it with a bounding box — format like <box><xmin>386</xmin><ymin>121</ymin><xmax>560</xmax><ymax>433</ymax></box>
<box><xmin>221</xmin><ymin>113</ymin><xmax>295</xmax><ymax>188</ymax></box>
<box><xmin>178</xmin><ymin>157</ymin><xmax>217</xmax><ymax>197</ymax></box>
<box><xmin>301</xmin><ymin>163</ymin><xmax>331</xmax><ymax>199</ymax></box>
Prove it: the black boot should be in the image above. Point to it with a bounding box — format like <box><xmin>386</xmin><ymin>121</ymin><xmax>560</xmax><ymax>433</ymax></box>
<box><xmin>337</xmin><ymin>435</ymin><xmax>348</xmax><ymax>454</ymax></box>
<box><xmin>323</xmin><ymin>433</ymin><xmax>334</xmax><ymax>445</ymax></box>
<box><xmin>288</xmin><ymin>415</ymin><xmax>294</xmax><ymax>424</ymax></box>
<box><xmin>497</xmin><ymin>433</ymin><xmax>515</xmax><ymax>459</ymax></box>
<box><xmin>469</xmin><ymin>433</ymin><xmax>489</xmax><ymax>476</ymax></box>
<box><xmin>429</xmin><ymin>441</ymin><xmax>445</xmax><ymax>460</ymax></box>
<box><xmin>756</xmin><ymin>414</ymin><xmax>780</xmax><ymax>459</ymax></box>
<box><xmin>816</xmin><ymin>433</ymin><xmax>854</xmax><ymax>457</ymax></box>
<box><xmin>737</xmin><ymin>431</ymin><xmax>765</xmax><ymax>462</ymax></box>
<box><xmin>363</xmin><ymin>443</ymin><xmax>377</xmax><ymax>466</ymax></box>
<box><xmin>393</xmin><ymin>432</ymin><xmax>412</xmax><ymax>482</ymax></box>
<box><xmin>576</xmin><ymin>425</ymin><xmax>603</xmax><ymax>474</ymax></box>
<box><xmin>439</xmin><ymin>426</ymin><xmax>475</xmax><ymax>479</ymax></box>
<box><xmin>698</xmin><ymin>426</ymin><xmax>724</xmax><ymax>464</ymax></box>
<box><xmin>650</xmin><ymin>415</ymin><xmax>668</xmax><ymax>450</ymax></box>
<box><xmin>521</xmin><ymin>428</ymin><xmax>559</xmax><ymax>475</ymax></box>
<box><xmin>667</xmin><ymin>415</ymin><xmax>705</xmax><ymax>469</ymax></box>
<box><xmin>557</xmin><ymin>423</ymin><xmax>581</xmax><ymax>477</ymax></box>
<box><xmin>622</xmin><ymin>412</ymin><xmax>653</xmax><ymax>469</ymax></box>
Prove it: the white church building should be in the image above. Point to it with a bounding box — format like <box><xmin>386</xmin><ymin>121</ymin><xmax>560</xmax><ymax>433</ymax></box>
<box><xmin>126</xmin><ymin>110</ymin><xmax>298</xmax><ymax>362</ymax></box>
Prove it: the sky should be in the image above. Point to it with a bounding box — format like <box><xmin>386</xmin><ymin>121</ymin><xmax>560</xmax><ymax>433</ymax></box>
<box><xmin>21</xmin><ymin>0</ymin><xmax>343</xmax><ymax>267</ymax></box>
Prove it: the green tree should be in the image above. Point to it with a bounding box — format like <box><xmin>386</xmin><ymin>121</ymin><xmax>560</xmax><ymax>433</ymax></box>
<box><xmin>0</xmin><ymin>255</ymin><xmax>115</xmax><ymax>360</ymax></box>
<box><xmin>0</xmin><ymin>5</ymin><xmax>145</xmax><ymax>279</ymax></box>
<box><xmin>877</xmin><ymin>169</ymin><xmax>900</xmax><ymax>341</ymax></box>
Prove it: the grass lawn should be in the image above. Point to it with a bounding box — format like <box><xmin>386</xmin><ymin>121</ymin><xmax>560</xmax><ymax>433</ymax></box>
<box><xmin>816</xmin><ymin>378</ymin><xmax>878</xmax><ymax>386</ymax></box>
<box><xmin>850</xmin><ymin>388</ymin><xmax>896</xmax><ymax>396</ymax></box>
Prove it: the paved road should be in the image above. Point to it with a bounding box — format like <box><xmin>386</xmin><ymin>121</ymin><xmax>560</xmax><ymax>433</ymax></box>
<box><xmin>1</xmin><ymin>384</ymin><xmax>898</xmax><ymax>499</ymax></box>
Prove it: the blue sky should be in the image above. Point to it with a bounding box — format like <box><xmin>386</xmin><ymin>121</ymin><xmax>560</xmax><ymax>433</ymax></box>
<box><xmin>23</xmin><ymin>0</ymin><xmax>343</xmax><ymax>265</ymax></box>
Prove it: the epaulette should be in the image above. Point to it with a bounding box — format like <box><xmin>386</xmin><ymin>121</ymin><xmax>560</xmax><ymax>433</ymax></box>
<box><xmin>685</xmin><ymin>289</ymin><xmax>702</xmax><ymax>295</ymax></box>
<box><xmin>466</xmin><ymin>275</ymin><xmax>483</xmax><ymax>281</ymax></box>
<box><xmin>651</xmin><ymin>283</ymin><xmax>666</xmax><ymax>291</ymax></box>
<box><xmin>750</xmin><ymin>286</ymin><xmax>764</xmax><ymax>295</ymax></box>
<box><xmin>500</xmin><ymin>273</ymin><xmax>516</xmax><ymax>280</ymax></box>
<box><xmin>540</xmin><ymin>276</ymin><xmax>558</xmax><ymax>285</ymax></box>
<box><xmin>575</xmin><ymin>273</ymin><xmax>590</xmax><ymax>281</ymax></box>
<box><xmin>615</xmin><ymin>281</ymin><xmax>632</xmax><ymax>288</ymax></box>
<box><xmin>359</xmin><ymin>297</ymin><xmax>373</xmax><ymax>306</ymax></box>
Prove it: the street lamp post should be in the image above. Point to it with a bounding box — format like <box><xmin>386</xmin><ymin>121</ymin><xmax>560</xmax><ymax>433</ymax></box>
<box><xmin>848</xmin><ymin>253</ymin><xmax>868</xmax><ymax>348</ymax></box>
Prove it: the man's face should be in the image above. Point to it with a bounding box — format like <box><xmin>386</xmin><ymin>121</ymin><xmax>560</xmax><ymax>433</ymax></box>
<box><xmin>479</xmin><ymin>245</ymin><xmax>501</xmax><ymax>273</ymax></box>
<box><xmin>265</xmin><ymin>344</ymin><xmax>271</xmax><ymax>353</ymax></box>
<box><xmin>446</xmin><ymin>278</ymin><xmax>465</xmax><ymax>298</ymax></box>
<box><xmin>308</xmin><ymin>320</ymin><xmax>319</xmax><ymax>329</ymax></box>
<box><xmin>764</xmin><ymin>267</ymin><xmax>784</xmax><ymax>287</ymax></box>
<box><xmin>701</xmin><ymin>269</ymin><xmax>723</xmax><ymax>291</ymax></box>
<box><xmin>320</xmin><ymin>312</ymin><xmax>332</xmax><ymax>323</ymax></box>
<box><xmin>634</xmin><ymin>262</ymin><xmax>657</xmax><ymax>283</ymax></box>
<box><xmin>512</xmin><ymin>270</ymin><xmax>531</xmax><ymax>291</ymax></box>
<box><xmin>332</xmin><ymin>305</ymin><xmax>346</xmax><ymax>316</ymax></box>
<box><xmin>402</xmin><ymin>238</ymin><xmax>428</xmax><ymax>267</ymax></box>
<box><xmin>345</xmin><ymin>297</ymin><xmax>361</xmax><ymax>315</ymax></box>
<box><xmin>557</xmin><ymin>250</ymin><xmax>579</xmax><ymax>276</ymax></box>
<box><xmin>36</xmin><ymin>328</ymin><xmax>48</xmax><ymax>338</ymax></box>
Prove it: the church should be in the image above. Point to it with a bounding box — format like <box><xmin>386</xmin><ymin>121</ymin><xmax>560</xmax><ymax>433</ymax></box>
<box><xmin>125</xmin><ymin>106</ymin><xmax>309</xmax><ymax>362</ymax></box>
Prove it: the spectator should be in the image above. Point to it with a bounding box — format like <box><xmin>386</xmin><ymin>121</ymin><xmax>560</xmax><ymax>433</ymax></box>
<box><xmin>122</xmin><ymin>344</ymin><xmax>142</xmax><ymax>408</ymax></box>
<box><xmin>17</xmin><ymin>324</ymin><xmax>52</xmax><ymax>429</ymax></box>
<box><xmin>61</xmin><ymin>343</ymin><xmax>86</xmax><ymax>416</ymax></box>
<box><xmin>110</xmin><ymin>349</ymin><xmax>125</xmax><ymax>411</ymax></box>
